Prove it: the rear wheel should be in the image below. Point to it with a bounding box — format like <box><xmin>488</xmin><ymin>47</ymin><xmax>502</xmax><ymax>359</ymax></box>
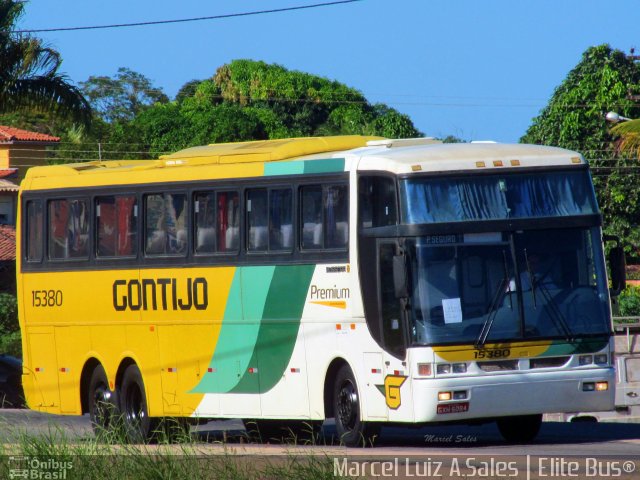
<box><xmin>496</xmin><ymin>414</ymin><xmax>542</xmax><ymax>443</ymax></box>
<box><xmin>119</xmin><ymin>364</ymin><xmax>158</xmax><ymax>443</ymax></box>
<box><xmin>333</xmin><ymin>364</ymin><xmax>380</xmax><ymax>447</ymax></box>
<box><xmin>88</xmin><ymin>365</ymin><xmax>118</xmax><ymax>435</ymax></box>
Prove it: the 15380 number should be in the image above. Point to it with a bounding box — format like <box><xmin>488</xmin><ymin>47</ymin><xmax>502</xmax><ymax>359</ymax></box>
<box><xmin>31</xmin><ymin>289</ymin><xmax>63</xmax><ymax>307</ymax></box>
<box><xmin>474</xmin><ymin>348</ymin><xmax>511</xmax><ymax>359</ymax></box>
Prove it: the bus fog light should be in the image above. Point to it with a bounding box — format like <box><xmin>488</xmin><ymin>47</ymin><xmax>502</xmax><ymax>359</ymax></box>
<box><xmin>582</xmin><ymin>382</ymin><xmax>595</xmax><ymax>391</ymax></box>
<box><xmin>578</xmin><ymin>355</ymin><xmax>593</xmax><ymax>366</ymax></box>
<box><xmin>438</xmin><ymin>391</ymin><xmax>452</xmax><ymax>401</ymax></box>
<box><xmin>437</xmin><ymin>364</ymin><xmax>451</xmax><ymax>375</ymax></box>
<box><xmin>453</xmin><ymin>363</ymin><xmax>467</xmax><ymax>373</ymax></box>
<box><xmin>453</xmin><ymin>390</ymin><xmax>468</xmax><ymax>400</ymax></box>
<box><xmin>595</xmin><ymin>381</ymin><xmax>608</xmax><ymax>391</ymax></box>
<box><xmin>417</xmin><ymin>363</ymin><xmax>432</xmax><ymax>376</ymax></box>
<box><xmin>594</xmin><ymin>354</ymin><xmax>608</xmax><ymax>365</ymax></box>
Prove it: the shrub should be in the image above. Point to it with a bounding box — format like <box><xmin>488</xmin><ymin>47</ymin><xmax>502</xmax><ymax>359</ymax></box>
<box><xmin>0</xmin><ymin>293</ymin><xmax>18</xmax><ymax>334</ymax></box>
<box><xmin>0</xmin><ymin>330</ymin><xmax>21</xmax><ymax>357</ymax></box>
<box><xmin>618</xmin><ymin>285</ymin><xmax>640</xmax><ymax>317</ymax></box>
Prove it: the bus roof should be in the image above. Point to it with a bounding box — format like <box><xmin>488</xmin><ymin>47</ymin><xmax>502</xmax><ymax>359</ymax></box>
<box><xmin>20</xmin><ymin>136</ymin><xmax>585</xmax><ymax>191</ymax></box>
<box><xmin>355</xmin><ymin>142</ymin><xmax>585</xmax><ymax>174</ymax></box>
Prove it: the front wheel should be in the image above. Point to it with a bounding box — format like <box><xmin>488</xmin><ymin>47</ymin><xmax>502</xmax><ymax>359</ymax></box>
<box><xmin>333</xmin><ymin>364</ymin><xmax>380</xmax><ymax>447</ymax></box>
<box><xmin>496</xmin><ymin>414</ymin><xmax>542</xmax><ymax>443</ymax></box>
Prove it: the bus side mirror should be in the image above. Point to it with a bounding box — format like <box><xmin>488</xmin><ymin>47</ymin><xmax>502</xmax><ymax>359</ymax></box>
<box><xmin>393</xmin><ymin>254</ymin><xmax>408</xmax><ymax>299</ymax></box>
<box><xmin>604</xmin><ymin>235</ymin><xmax>626</xmax><ymax>296</ymax></box>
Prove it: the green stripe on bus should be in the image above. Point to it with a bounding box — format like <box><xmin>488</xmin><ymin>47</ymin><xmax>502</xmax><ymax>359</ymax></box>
<box><xmin>264</xmin><ymin>161</ymin><xmax>305</xmax><ymax>176</ymax></box>
<box><xmin>303</xmin><ymin>158</ymin><xmax>345</xmax><ymax>174</ymax></box>
<box><xmin>543</xmin><ymin>336</ymin><xmax>609</xmax><ymax>356</ymax></box>
<box><xmin>264</xmin><ymin>158</ymin><xmax>345</xmax><ymax>176</ymax></box>
<box><xmin>230</xmin><ymin>264</ymin><xmax>315</xmax><ymax>394</ymax></box>
<box><xmin>191</xmin><ymin>266</ymin><xmax>276</xmax><ymax>394</ymax></box>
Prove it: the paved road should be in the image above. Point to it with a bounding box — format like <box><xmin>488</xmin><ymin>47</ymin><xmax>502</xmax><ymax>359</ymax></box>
<box><xmin>1</xmin><ymin>409</ymin><xmax>639</xmax><ymax>457</ymax></box>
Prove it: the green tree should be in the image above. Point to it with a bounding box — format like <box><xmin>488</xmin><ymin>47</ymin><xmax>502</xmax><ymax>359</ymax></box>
<box><xmin>0</xmin><ymin>0</ymin><xmax>91</xmax><ymax>125</ymax></box>
<box><xmin>80</xmin><ymin>67</ymin><xmax>168</xmax><ymax>123</ymax></box>
<box><xmin>521</xmin><ymin>45</ymin><xmax>640</xmax><ymax>256</ymax></box>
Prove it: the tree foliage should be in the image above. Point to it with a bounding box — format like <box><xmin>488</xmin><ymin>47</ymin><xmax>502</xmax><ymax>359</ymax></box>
<box><xmin>80</xmin><ymin>67</ymin><xmax>168</xmax><ymax>123</ymax></box>
<box><xmin>521</xmin><ymin>45</ymin><xmax>640</xmax><ymax>256</ymax></box>
<box><xmin>0</xmin><ymin>0</ymin><xmax>91</xmax><ymax>125</ymax></box>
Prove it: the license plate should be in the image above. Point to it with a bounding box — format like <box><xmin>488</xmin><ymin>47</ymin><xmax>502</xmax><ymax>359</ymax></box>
<box><xmin>437</xmin><ymin>402</ymin><xmax>469</xmax><ymax>414</ymax></box>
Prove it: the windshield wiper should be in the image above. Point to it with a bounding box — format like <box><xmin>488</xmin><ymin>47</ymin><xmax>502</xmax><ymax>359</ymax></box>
<box><xmin>536</xmin><ymin>283</ymin><xmax>574</xmax><ymax>341</ymax></box>
<box><xmin>524</xmin><ymin>249</ymin><xmax>537</xmax><ymax>308</ymax></box>
<box><xmin>476</xmin><ymin>275</ymin><xmax>508</xmax><ymax>347</ymax></box>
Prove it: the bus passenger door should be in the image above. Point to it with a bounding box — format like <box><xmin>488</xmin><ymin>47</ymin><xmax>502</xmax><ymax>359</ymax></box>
<box><xmin>368</xmin><ymin>242</ymin><xmax>412</xmax><ymax>419</ymax></box>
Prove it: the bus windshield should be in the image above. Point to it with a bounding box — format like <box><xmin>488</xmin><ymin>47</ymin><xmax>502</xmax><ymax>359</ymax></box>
<box><xmin>408</xmin><ymin>228</ymin><xmax>610</xmax><ymax>346</ymax></box>
<box><xmin>401</xmin><ymin>171</ymin><xmax>597</xmax><ymax>224</ymax></box>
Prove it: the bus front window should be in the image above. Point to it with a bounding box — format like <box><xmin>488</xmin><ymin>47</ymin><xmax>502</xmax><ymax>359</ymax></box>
<box><xmin>407</xmin><ymin>228</ymin><xmax>610</xmax><ymax>346</ymax></box>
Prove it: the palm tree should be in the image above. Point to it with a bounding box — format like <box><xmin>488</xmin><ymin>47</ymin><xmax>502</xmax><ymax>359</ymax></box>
<box><xmin>611</xmin><ymin>119</ymin><xmax>640</xmax><ymax>159</ymax></box>
<box><xmin>0</xmin><ymin>0</ymin><xmax>91</xmax><ymax>126</ymax></box>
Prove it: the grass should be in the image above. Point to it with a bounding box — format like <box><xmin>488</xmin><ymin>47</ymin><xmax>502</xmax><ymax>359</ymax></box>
<box><xmin>0</xmin><ymin>417</ymin><xmax>351</xmax><ymax>480</ymax></box>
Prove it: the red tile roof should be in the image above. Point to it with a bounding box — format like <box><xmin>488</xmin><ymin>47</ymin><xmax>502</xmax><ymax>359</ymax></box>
<box><xmin>0</xmin><ymin>225</ymin><xmax>15</xmax><ymax>261</ymax></box>
<box><xmin>0</xmin><ymin>126</ymin><xmax>60</xmax><ymax>143</ymax></box>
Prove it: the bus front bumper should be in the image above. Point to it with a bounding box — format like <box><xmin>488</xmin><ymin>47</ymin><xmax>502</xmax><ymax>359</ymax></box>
<box><xmin>411</xmin><ymin>367</ymin><xmax>615</xmax><ymax>423</ymax></box>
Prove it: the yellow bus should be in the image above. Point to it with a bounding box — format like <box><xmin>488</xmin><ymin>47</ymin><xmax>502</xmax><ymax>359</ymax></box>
<box><xmin>17</xmin><ymin>136</ymin><xmax>624</xmax><ymax>446</ymax></box>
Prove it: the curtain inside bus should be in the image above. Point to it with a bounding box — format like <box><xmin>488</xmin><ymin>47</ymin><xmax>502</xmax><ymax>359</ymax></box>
<box><xmin>402</xmin><ymin>171</ymin><xmax>597</xmax><ymax>224</ymax></box>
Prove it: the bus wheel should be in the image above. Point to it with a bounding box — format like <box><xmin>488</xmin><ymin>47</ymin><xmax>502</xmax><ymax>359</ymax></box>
<box><xmin>497</xmin><ymin>414</ymin><xmax>542</xmax><ymax>443</ymax></box>
<box><xmin>333</xmin><ymin>365</ymin><xmax>380</xmax><ymax>447</ymax></box>
<box><xmin>120</xmin><ymin>364</ymin><xmax>157</xmax><ymax>443</ymax></box>
<box><xmin>88</xmin><ymin>364</ymin><xmax>118</xmax><ymax>435</ymax></box>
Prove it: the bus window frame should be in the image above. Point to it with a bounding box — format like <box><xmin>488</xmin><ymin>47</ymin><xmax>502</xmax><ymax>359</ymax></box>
<box><xmin>46</xmin><ymin>196</ymin><xmax>91</xmax><ymax>263</ymax></box>
<box><xmin>193</xmin><ymin>188</ymin><xmax>241</xmax><ymax>257</ymax></box>
<box><xmin>143</xmin><ymin>190</ymin><xmax>189</xmax><ymax>259</ymax></box>
<box><xmin>24</xmin><ymin>199</ymin><xmax>44</xmax><ymax>264</ymax></box>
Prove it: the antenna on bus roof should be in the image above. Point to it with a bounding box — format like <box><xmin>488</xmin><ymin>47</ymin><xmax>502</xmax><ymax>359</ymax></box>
<box><xmin>366</xmin><ymin>138</ymin><xmax>441</xmax><ymax>148</ymax></box>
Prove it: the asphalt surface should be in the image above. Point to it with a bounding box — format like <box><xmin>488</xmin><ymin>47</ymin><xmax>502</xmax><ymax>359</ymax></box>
<box><xmin>0</xmin><ymin>409</ymin><xmax>639</xmax><ymax>456</ymax></box>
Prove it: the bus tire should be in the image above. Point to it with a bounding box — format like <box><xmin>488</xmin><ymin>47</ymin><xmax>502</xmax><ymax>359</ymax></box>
<box><xmin>88</xmin><ymin>364</ymin><xmax>119</xmax><ymax>435</ymax></box>
<box><xmin>119</xmin><ymin>364</ymin><xmax>158</xmax><ymax>443</ymax></box>
<box><xmin>496</xmin><ymin>414</ymin><xmax>542</xmax><ymax>443</ymax></box>
<box><xmin>333</xmin><ymin>364</ymin><xmax>380</xmax><ymax>447</ymax></box>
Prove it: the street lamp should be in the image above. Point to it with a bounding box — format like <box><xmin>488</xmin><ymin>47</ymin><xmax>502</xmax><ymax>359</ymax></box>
<box><xmin>605</xmin><ymin>111</ymin><xmax>633</xmax><ymax>123</ymax></box>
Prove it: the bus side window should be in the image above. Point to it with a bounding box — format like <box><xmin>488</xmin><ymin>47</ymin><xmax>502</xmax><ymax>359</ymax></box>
<box><xmin>218</xmin><ymin>191</ymin><xmax>239</xmax><ymax>252</ymax></box>
<box><xmin>195</xmin><ymin>192</ymin><xmax>216</xmax><ymax>253</ymax></box>
<box><xmin>25</xmin><ymin>200</ymin><xmax>43</xmax><ymax>262</ymax></box>
<box><xmin>270</xmin><ymin>188</ymin><xmax>293</xmax><ymax>251</ymax></box>
<box><xmin>326</xmin><ymin>185</ymin><xmax>348</xmax><ymax>249</ymax></box>
<box><xmin>145</xmin><ymin>193</ymin><xmax>187</xmax><ymax>256</ymax></box>
<box><xmin>301</xmin><ymin>184</ymin><xmax>349</xmax><ymax>250</ymax></box>
<box><xmin>301</xmin><ymin>186</ymin><xmax>323</xmax><ymax>249</ymax></box>
<box><xmin>247</xmin><ymin>189</ymin><xmax>268</xmax><ymax>251</ymax></box>
<box><xmin>195</xmin><ymin>190</ymin><xmax>240</xmax><ymax>253</ymax></box>
<box><xmin>96</xmin><ymin>195</ymin><xmax>137</xmax><ymax>257</ymax></box>
<box><xmin>48</xmin><ymin>199</ymin><xmax>89</xmax><ymax>260</ymax></box>
<box><xmin>358</xmin><ymin>176</ymin><xmax>397</xmax><ymax>229</ymax></box>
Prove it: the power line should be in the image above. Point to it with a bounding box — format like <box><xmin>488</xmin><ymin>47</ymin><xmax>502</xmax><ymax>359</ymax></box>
<box><xmin>14</xmin><ymin>1</ymin><xmax>363</xmax><ymax>34</ymax></box>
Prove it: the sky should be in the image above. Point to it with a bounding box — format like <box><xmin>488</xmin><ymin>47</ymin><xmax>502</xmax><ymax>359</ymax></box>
<box><xmin>16</xmin><ymin>0</ymin><xmax>640</xmax><ymax>143</ymax></box>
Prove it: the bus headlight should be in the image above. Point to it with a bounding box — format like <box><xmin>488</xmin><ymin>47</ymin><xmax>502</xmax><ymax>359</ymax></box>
<box><xmin>437</xmin><ymin>364</ymin><xmax>452</xmax><ymax>375</ymax></box>
<box><xmin>594</xmin><ymin>354</ymin><xmax>608</xmax><ymax>365</ymax></box>
<box><xmin>578</xmin><ymin>355</ymin><xmax>593</xmax><ymax>366</ymax></box>
<box><xmin>452</xmin><ymin>363</ymin><xmax>467</xmax><ymax>373</ymax></box>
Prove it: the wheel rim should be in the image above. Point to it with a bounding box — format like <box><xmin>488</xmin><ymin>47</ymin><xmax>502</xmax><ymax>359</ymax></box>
<box><xmin>92</xmin><ymin>383</ymin><xmax>112</xmax><ymax>426</ymax></box>
<box><xmin>124</xmin><ymin>383</ymin><xmax>145</xmax><ymax>425</ymax></box>
<box><xmin>337</xmin><ymin>379</ymin><xmax>358</xmax><ymax>431</ymax></box>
